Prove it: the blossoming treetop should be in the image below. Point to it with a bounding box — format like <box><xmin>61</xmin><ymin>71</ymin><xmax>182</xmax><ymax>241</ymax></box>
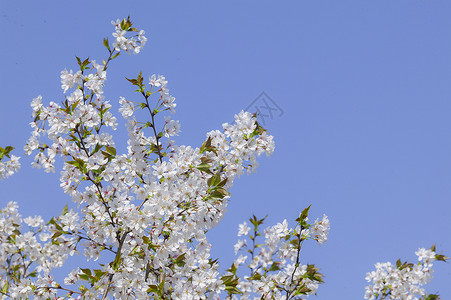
<box><xmin>0</xmin><ymin>17</ymin><xmax>446</xmax><ymax>300</ymax></box>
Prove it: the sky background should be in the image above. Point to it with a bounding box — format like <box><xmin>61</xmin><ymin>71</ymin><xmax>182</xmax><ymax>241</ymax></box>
<box><xmin>1</xmin><ymin>1</ymin><xmax>451</xmax><ymax>298</ymax></box>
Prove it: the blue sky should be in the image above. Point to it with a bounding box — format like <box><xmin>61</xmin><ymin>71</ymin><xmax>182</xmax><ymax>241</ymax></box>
<box><xmin>1</xmin><ymin>1</ymin><xmax>451</xmax><ymax>298</ymax></box>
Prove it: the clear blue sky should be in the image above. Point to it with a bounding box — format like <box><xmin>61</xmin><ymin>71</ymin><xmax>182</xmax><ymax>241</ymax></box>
<box><xmin>1</xmin><ymin>1</ymin><xmax>451</xmax><ymax>298</ymax></box>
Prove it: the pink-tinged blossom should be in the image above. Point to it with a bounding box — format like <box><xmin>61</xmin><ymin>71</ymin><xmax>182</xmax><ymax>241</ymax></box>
<box><xmin>149</xmin><ymin>74</ymin><xmax>167</xmax><ymax>87</ymax></box>
<box><xmin>311</xmin><ymin>214</ymin><xmax>330</xmax><ymax>245</ymax></box>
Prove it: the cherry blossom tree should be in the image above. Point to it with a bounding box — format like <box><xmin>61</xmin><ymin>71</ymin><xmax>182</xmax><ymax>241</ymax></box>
<box><xmin>0</xmin><ymin>17</ymin><xmax>446</xmax><ymax>300</ymax></box>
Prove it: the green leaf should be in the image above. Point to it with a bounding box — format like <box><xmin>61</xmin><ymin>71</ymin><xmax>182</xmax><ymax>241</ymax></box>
<box><xmin>221</xmin><ymin>275</ymin><xmax>234</xmax><ymax>284</ymax></box>
<box><xmin>92</xmin><ymin>269</ymin><xmax>107</xmax><ymax>284</ymax></box>
<box><xmin>226</xmin><ymin>263</ymin><xmax>238</xmax><ymax>275</ymax></box>
<box><xmin>0</xmin><ymin>146</ymin><xmax>14</xmax><ymax>160</ymax></box>
<box><xmin>142</xmin><ymin>236</ymin><xmax>151</xmax><ymax>245</ymax></box>
<box><xmin>207</xmin><ymin>173</ymin><xmax>220</xmax><ymax>187</ymax></box>
<box><xmin>268</xmin><ymin>262</ymin><xmax>281</xmax><ymax>272</ymax></box>
<box><xmin>249</xmin><ymin>215</ymin><xmax>266</xmax><ymax>229</ymax></box>
<box><xmin>213</xmin><ymin>173</ymin><xmax>222</xmax><ymax>186</ymax></box>
<box><xmin>92</xmin><ymin>143</ymin><xmax>103</xmax><ymax>155</ymax></box>
<box><xmin>174</xmin><ymin>253</ymin><xmax>186</xmax><ymax>267</ymax></box>
<box><xmin>221</xmin><ymin>274</ymin><xmax>242</xmax><ymax>295</ymax></box>
<box><xmin>199</xmin><ymin>137</ymin><xmax>211</xmax><ymax>154</ymax></box>
<box><xmin>196</xmin><ymin>163</ymin><xmax>211</xmax><ymax>173</ymax></box>
<box><xmin>62</xmin><ymin>204</ymin><xmax>69</xmax><ymax>215</ymax></box>
<box><xmin>27</xmin><ymin>271</ymin><xmax>37</xmax><ymax>278</ymax></box>
<box><xmin>217</xmin><ymin>178</ymin><xmax>228</xmax><ymax>187</ymax></box>
<box><xmin>305</xmin><ymin>264</ymin><xmax>324</xmax><ymax>283</ymax></box>
<box><xmin>248</xmin><ymin>272</ymin><xmax>262</xmax><ymax>281</ymax></box>
<box><xmin>143</xmin><ymin>121</ymin><xmax>152</xmax><ymax>128</ymax></box>
<box><xmin>51</xmin><ymin>231</ymin><xmax>63</xmax><ymax>239</ymax></box>
<box><xmin>293</xmin><ymin>283</ymin><xmax>311</xmax><ymax>295</ymax></box>
<box><xmin>199</xmin><ymin>137</ymin><xmax>218</xmax><ymax>154</ymax></box>
<box><xmin>81</xmin><ymin>268</ymin><xmax>92</xmax><ymax>277</ymax></box>
<box><xmin>137</xmin><ymin>71</ymin><xmax>143</xmax><ymax>86</ymax></box>
<box><xmin>79</xmin><ymin>274</ymin><xmax>90</xmax><ymax>281</ymax></box>
<box><xmin>125</xmin><ymin>76</ymin><xmax>138</xmax><ymax>85</ymax></box>
<box><xmin>210</xmin><ymin>187</ymin><xmax>230</xmax><ymax>199</ymax></box>
<box><xmin>296</xmin><ymin>205</ymin><xmax>311</xmax><ymax>225</ymax></box>
<box><xmin>158</xmin><ymin>276</ymin><xmax>165</xmax><ymax>293</ymax></box>
<box><xmin>105</xmin><ymin>146</ymin><xmax>116</xmax><ymax>156</ymax></box>
<box><xmin>200</xmin><ymin>157</ymin><xmax>214</xmax><ymax>164</ymax></box>
<box><xmin>120</xmin><ymin>16</ymin><xmax>133</xmax><ymax>31</ymax></box>
<box><xmin>103</xmin><ymin>37</ymin><xmax>111</xmax><ymax>51</ymax></box>
<box><xmin>430</xmin><ymin>244</ymin><xmax>437</xmax><ymax>253</ymax></box>
<box><xmin>81</xmin><ymin>57</ymin><xmax>90</xmax><ymax>70</ymax></box>
<box><xmin>435</xmin><ymin>253</ymin><xmax>449</xmax><ymax>262</ymax></box>
<box><xmin>225</xmin><ymin>286</ymin><xmax>242</xmax><ymax>295</ymax></box>
<box><xmin>147</xmin><ymin>285</ymin><xmax>159</xmax><ymax>294</ymax></box>
<box><xmin>249</xmin><ymin>117</ymin><xmax>266</xmax><ymax>139</ymax></box>
<box><xmin>101</xmin><ymin>150</ymin><xmax>112</xmax><ymax>160</ymax></box>
<box><xmin>1</xmin><ymin>281</ymin><xmax>9</xmax><ymax>294</ymax></box>
<box><xmin>66</xmin><ymin>160</ymin><xmax>78</xmax><ymax>167</ymax></box>
<box><xmin>111</xmin><ymin>252</ymin><xmax>122</xmax><ymax>271</ymax></box>
<box><xmin>301</xmin><ymin>205</ymin><xmax>311</xmax><ymax>221</ymax></box>
<box><xmin>50</xmin><ymin>218</ymin><xmax>63</xmax><ymax>231</ymax></box>
<box><xmin>94</xmin><ymin>269</ymin><xmax>107</xmax><ymax>278</ymax></box>
<box><xmin>4</xmin><ymin>146</ymin><xmax>13</xmax><ymax>154</ymax></box>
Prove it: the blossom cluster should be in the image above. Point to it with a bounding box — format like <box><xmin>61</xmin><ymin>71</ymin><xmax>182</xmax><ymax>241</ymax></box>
<box><xmin>0</xmin><ymin>202</ymin><xmax>80</xmax><ymax>299</ymax></box>
<box><xmin>111</xmin><ymin>17</ymin><xmax>147</xmax><ymax>54</ymax></box>
<box><xmin>364</xmin><ymin>246</ymin><xmax>448</xmax><ymax>300</ymax></box>
<box><xmin>229</xmin><ymin>208</ymin><xmax>330</xmax><ymax>299</ymax></box>
<box><xmin>0</xmin><ymin>146</ymin><xmax>20</xmax><ymax>180</ymax></box>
